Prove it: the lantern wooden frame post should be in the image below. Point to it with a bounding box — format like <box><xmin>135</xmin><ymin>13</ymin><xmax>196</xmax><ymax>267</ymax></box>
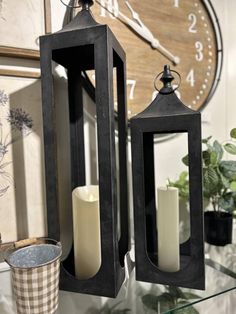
<box><xmin>40</xmin><ymin>1</ymin><xmax>129</xmax><ymax>298</ymax></box>
<box><xmin>131</xmin><ymin>66</ymin><xmax>205</xmax><ymax>290</ymax></box>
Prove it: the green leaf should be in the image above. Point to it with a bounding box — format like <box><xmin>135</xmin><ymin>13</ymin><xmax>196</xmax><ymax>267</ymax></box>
<box><xmin>218</xmin><ymin>171</ymin><xmax>230</xmax><ymax>189</ymax></box>
<box><xmin>210</xmin><ymin>151</ymin><xmax>218</xmax><ymax>165</ymax></box>
<box><xmin>142</xmin><ymin>293</ymin><xmax>175</xmax><ymax>313</ymax></box>
<box><xmin>179</xmin><ymin>171</ymin><xmax>188</xmax><ymax>183</ymax></box>
<box><xmin>218</xmin><ymin>193</ymin><xmax>234</xmax><ymax>211</ymax></box>
<box><xmin>202</xmin><ymin>136</ymin><xmax>212</xmax><ymax>144</ymax></box>
<box><xmin>224</xmin><ymin>143</ymin><xmax>236</xmax><ymax>155</ymax></box>
<box><xmin>203</xmin><ymin>167</ymin><xmax>220</xmax><ymax>199</ymax></box>
<box><xmin>230</xmin><ymin>128</ymin><xmax>236</xmax><ymax>139</ymax></box>
<box><xmin>203</xmin><ymin>167</ymin><xmax>219</xmax><ymax>187</ymax></box>
<box><xmin>230</xmin><ymin>181</ymin><xmax>236</xmax><ymax>191</ymax></box>
<box><xmin>206</xmin><ymin>143</ymin><xmax>214</xmax><ymax>152</ymax></box>
<box><xmin>174</xmin><ymin>302</ymin><xmax>199</xmax><ymax>314</ymax></box>
<box><xmin>167</xmin><ymin>172</ymin><xmax>189</xmax><ymax>199</ymax></box>
<box><xmin>213</xmin><ymin>140</ymin><xmax>223</xmax><ymax>161</ymax></box>
<box><xmin>141</xmin><ymin>294</ymin><xmax>158</xmax><ymax>312</ymax></box>
<box><xmin>182</xmin><ymin>155</ymin><xmax>189</xmax><ymax>166</ymax></box>
<box><xmin>202</xmin><ymin>151</ymin><xmax>210</xmax><ymax>166</ymax></box>
<box><xmin>168</xmin><ymin>286</ymin><xmax>186</xmax><ymax>300</ymax></box>
<box><xmin>220</xmin><ymin>161</ymin><xmax>236</xmax><ymax>179</ymax></box>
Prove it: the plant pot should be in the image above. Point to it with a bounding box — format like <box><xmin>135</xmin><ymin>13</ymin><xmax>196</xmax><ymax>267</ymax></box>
<box><xmin>204</xmin><ymin>211</ymin><xmax>233</xmax><ymax>246</ymax></box>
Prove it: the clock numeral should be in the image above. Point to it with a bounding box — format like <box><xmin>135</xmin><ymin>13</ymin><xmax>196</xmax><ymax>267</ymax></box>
<box><xmin>173</xmin><ymin>0</ymin><xmax>179</xmax><ymax>7</ymax></box>
<box><xmin>188</xmin><ymin>13</ymin><xmax>197</xmax><ymax>33</ymax></box>
<box><xmin>186</xmin><ymin>69</ymin><xmax>195</xmax><ymax>87</ymax></box>
<box><xmin>127</xmin><ymin>79</ymin><xmax>136</xmax><ymax>100</ymax></box>
<box><xmin>195</xmin><ymin>41</ymin><xmax>203</xmax><ymax>61</ymax></box>
<box><xmin>100</xmin><ymin>0</ymin><xmax>119</xmax><ymax>19</ymax></box>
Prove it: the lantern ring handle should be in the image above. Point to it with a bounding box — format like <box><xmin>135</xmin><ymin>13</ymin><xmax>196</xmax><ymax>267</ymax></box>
<box><xmin>154</xmin><ymin>70</ymin><xmax>181</xmax><ymax>94</ymax></box>
<box><xmin>59</xmin><ymin>0</ymin><xmax>81</xmax><ymax>9</ymax></box>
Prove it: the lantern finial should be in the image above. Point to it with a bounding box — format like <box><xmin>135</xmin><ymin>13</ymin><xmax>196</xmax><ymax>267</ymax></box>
<box><xmin>79</xmin><ymin>0</ymin><xmax>94</xmax><ymax>10</ymax></box>
<box><xmin>160</xmin><ymin>65</ymin><xmax>174</xmax><ymax>91</ymax></box>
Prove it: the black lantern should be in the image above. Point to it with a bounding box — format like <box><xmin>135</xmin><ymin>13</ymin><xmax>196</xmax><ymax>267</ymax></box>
<box><xmin>131</xmin><ymin>65</ymin><xmax>205</xmax><ymax>290</ymax></box>
<box><xmin>40</xmin><ymin>0</ymin><xmax>129</xmax><ymax>297</ymax></box>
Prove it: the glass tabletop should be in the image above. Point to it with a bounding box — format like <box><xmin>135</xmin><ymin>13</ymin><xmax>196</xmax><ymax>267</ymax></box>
<box><xmin>57</xmin><ymin>241</ymin><xmax>236</xmax><ymax>314</ymax></box>
<box><xmin>0</xmin><ymin>241</ymin><xmax>235</xmax><ymax>313</ymax></box>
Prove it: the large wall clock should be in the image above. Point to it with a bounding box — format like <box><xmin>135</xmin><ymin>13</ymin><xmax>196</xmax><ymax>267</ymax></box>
<box><xmin>73</xmin><ymin>0</ymin><xmax>223</xmax><ymax>119</ymax></box>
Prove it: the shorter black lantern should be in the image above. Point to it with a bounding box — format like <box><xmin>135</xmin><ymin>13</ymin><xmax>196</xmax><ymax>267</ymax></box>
<box><xmin>131</xmin><ymin>65</ymin><xmax>205</xmax><ymax>290</ymax></box>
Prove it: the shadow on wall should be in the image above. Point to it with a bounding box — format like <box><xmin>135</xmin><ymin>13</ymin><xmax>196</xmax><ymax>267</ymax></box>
<box><xmin>9</xmin><ymin>80</ymin><xmax>46</xmax><ymax>240</ymax></box>
<box><xmin>3</xmin><ymin>69</ymin><xmax>99</xmax><ymax>253</ymax></box>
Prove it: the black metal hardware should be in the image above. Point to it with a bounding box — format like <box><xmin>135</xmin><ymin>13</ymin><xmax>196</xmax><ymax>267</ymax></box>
<box><xmin>154</xmin><ymin>66</ymin><xmax>181</xmax><ymax>94</ymax></box>
<box><xmin>40</xmin><ymin>0</ymin><xmax>129</xmax><ymax>298</ymax></box>
<box><xmin>131</xmin><ymin>65</ymin><xmax>205</xmax><ymax>290</ymax></box>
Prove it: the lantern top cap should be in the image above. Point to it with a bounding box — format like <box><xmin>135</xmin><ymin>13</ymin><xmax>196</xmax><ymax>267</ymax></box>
<box><xmin>131</xmin><ymin>65</ymin><xmax>198</xmax><ymax>119</ymax></box>
<box><xmin>55</xmin><ymin>0</ymin><xmax>98</xmax><ymax>33</ymax></box>
<box><xmin>79</xmin><ymin>0</ymin><xmax>94</xmax><ymax>9</ymax></box>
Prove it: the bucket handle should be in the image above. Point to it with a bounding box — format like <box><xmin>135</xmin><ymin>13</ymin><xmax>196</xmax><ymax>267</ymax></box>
<box><xmin>14</xmin><ymin>237</ymin><xmax>37</xmax><ymax>249</ymax></box>
<box><xmin>14</xmin><ymin>237</ymin><xmax>61</xmax><ymax>249</ymax></box>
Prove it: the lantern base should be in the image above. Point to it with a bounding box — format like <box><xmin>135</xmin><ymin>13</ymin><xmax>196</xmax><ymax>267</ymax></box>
<box><xmin>59</xmin><ymin>249</ymin><xmax>133</xmax><ymax>298</ymax></box>
<box><xmin>136</xmin><ymin>253</ymin><xmax>205</xmax><ymax>290</ymax></box>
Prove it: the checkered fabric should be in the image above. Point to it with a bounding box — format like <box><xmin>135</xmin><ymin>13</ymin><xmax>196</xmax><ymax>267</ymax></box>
<box><xmin>12</xmin><ymin>259</ymin><xmax>60</xmax><ymax>314</ymax></box>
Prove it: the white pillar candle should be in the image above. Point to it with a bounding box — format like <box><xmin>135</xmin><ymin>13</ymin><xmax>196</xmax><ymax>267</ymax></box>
<box><xmin>157</xmin><ymin>187</ymin><xmax>180</xmax><ymax>272</ymax></box>
<box><xmin>72</xmin><ymin>185</ymin><xmax>101</xmax><ymax>279</ymax></box>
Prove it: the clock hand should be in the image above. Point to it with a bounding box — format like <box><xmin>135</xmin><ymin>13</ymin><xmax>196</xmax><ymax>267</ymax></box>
<box><xmin>96</xmin><ymin>0</ymin><xmax>152</xmax><ymax>41</ymax></box>
<box><xmin>125</xmin><ymin>1</ymin><xmax>180</xmax><ymax>65</ymax></box>
<box><xmin>95</xmin><ymin>0</ymin><xmax>180</xmax><ymax>65</ymax></box>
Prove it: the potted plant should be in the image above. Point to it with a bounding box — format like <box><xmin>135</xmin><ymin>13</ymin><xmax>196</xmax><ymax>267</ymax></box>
<box><xmin>169</xmin><ymin>128</ymin><xmax>236</xmax><ymax>246</ymax></box>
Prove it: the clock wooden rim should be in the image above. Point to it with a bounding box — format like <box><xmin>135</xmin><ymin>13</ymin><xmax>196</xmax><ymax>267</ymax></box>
<box><xmin>200</xmin><ymin>0</ymin><xmax>223</xmax><ymax>111</ymax></box>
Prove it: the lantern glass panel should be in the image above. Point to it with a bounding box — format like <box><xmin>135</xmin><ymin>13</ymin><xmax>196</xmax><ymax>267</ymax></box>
<box><xmin>143</xmin><ymin>131</ymin><xmax>191</xmax><ymax>272</ymax></box>
<box><xmin>153</xmin><ymin>132</ymin><xmax>191</xmax><ymax>246</ymax></box>
<box><xmin>51</xmin><ymin>59</ymin><xmax>102</xmax><ymax>279</ymax></box>
<box><xmin>83</xmin><ymin>94</ymin><xmax>99</xmax><ymax>185</ymax></box>
<box><xmin>54</xmin><ymin>63</ymin><xmax>73</xmax><ymax>261</ymax></box>
<box><xmin>51</xmin><ymin>49</ymin><xmax>127</xmax><ymax>276</ymax></box>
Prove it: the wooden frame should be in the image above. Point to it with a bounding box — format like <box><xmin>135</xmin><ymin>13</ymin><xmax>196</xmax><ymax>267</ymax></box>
<box><xmin>0</xmin><ymin>68</ymin><xmax>40</xmax><ymax>79</ymax></box>
<box><xmin>0</xmin><ymin>0</ymin><xmax>51</xmax><ymax>61</ymax></box>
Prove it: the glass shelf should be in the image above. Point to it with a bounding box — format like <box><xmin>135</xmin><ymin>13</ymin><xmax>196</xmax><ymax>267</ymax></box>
<box><xmin>57</xmin><ymin>242</ymin><xmax>236</xmax><ymax>314</ymax></box>
<box><xmin>1</xmin><ymin>241</ymin><xmax>235</xmax><ymax>313</ymax></box>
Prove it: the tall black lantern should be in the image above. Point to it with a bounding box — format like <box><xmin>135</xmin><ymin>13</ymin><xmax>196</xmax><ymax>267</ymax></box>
<box><xmin>40</xmin><ymin>0</ymin><xmax>129</xmax><ymax>297</ymax></box>
<box><xmin>131</xmin><ymin>65</ymin><xmax>205</xmax><ymax>290</ymax></box>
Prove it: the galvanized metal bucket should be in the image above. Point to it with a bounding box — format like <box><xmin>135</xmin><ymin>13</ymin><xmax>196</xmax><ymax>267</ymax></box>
<box><xmin>5</xmin><ymin>238</ymin><xmax>62</xmax><ymax>314</ymax></box>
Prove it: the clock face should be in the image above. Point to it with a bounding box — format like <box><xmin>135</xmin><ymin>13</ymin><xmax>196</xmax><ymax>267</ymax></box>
<box><xmin>81</xmin><ymin>0</ymin><xmax>222</xmax><ymax>118</ymax></box>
